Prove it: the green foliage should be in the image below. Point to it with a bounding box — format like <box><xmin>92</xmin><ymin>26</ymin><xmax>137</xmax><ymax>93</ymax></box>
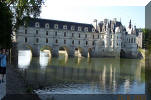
<box><xmin>0</xmin><ymin>0</ymin><xmax>45</xmax><ymax>48</ymax></box>
<box><xmin>1</xmin><ymin>0</ymin><xmax>45</xmax><ymax>30</ymax></box>
<box><xmin>0</xmin><ymin>2</ymin><xmax>13</xmax><ymax>48</ymax></box>
<box><xmin>143</xmin><ymin>29</ymin><xmax>151</xmax><ymax>53</ymax></box>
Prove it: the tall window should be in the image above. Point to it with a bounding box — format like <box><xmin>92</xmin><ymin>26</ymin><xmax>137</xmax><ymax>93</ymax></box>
<box><xmin>93</xmin><ymin>35</ymin><xmax>94</xmax><ymax>39</ymax></box>
<box><xmin>72</xmin><ymin>33</ymin><xmax>74</xmax><ymax>37</ymax></box>
<box><xmin>64</xmin><ymin>32</ymin><xmax>66</xmax><ymax>37</ymax></box>
<box><xmin>36</xmin><ymin>38</ymin><xmax>39</xmax><ymax>43</ymax></box>
<box><xmin>98</xmin><ymin>35</ymin><xmax>99</xmax><ymax>39</ymax></box>
<box><xmin>131</xmin><ymin>38</ymin><xmax>133</xmax><ymax>43</ymax></box>
<box><xmin>64</xmin><ymin>40</ymin><xmax>66</xmax><ymax>44</ymax></box>
<box><xmin>56</xmin><ymin>39</ymin><xmax>58</xmax><ymax>43</ymax></box>
<box><xmin>55</xmin><ymin>32</ymin><xmax>57</xmax><ymax>36</ymax></box>
<box><xmin>134</xmin><ymin>38</ymin><xmax>136</xmax><ymax>43</ymax></box>
<box><xmin>79</xmin><ymin>41</ymin><xmax>80</xmax><ymax>45</ymax></box>
<box><xmin>46</xmin><ymin>38</ymin><xmax>48</xmax><ymax>43</ymax></box>
<box><xmin>85</xmin><ymin>34</ymin><xmax>87</xmax><ymax>38</ymax></box>
<box><xmin>79</xmin><ymin>34</ymin><xmax>80</xmax><ymax>38</ymax></box>
<box><xmin>25</xmin><ymin>37</ymin><xmax>27</xmax><ymax>43</ymax></box>
<box><xmin>46</xmin><ymin>31</ymin><xmax>48</xmax><ymax>35</ymax></box>
<box><xmin>36</xmin><ymin>30</ymin><xmax>38</xmax><ymax>34</ymax></box>
<box><xmin>86</xmin><ymin>41</ymin><xmax>88</xmax><ymax>45</ymax></box>
<box><xmin>72</xmin><ymin>40</ymin><xmax>74</xmax><ymax>45</ymax></box>
<box><xmin>92</xmin><ymin>41</ymin><xmax>95</xmax><ymax>45</ymax></box>
<box><xmin>25</xmin><ymin>29</ymin><xmax>27</xmax><ymax>34</ymax></box>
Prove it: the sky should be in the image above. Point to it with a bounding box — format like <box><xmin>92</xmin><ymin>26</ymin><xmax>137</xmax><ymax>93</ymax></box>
<box><xmin>40</xmin><ymin>0</ymin><xmax>150</xmax><ymax>28</ymax></box>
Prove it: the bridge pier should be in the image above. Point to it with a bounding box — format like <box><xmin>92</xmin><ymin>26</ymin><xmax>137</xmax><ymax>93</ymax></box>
<box><xmin>68</xmin><ymin>49</ymin><xmax>75</xmax><ymax>57</ymax></box>
<box><xmin>32</xmin><ymin>45</ymin><xmax>40</xmax><ymax>57</ymax></box>
<box><xmin>52</xmin><ymin>48</ymin><xmax>59</xmax><ymax>57</ymax></box>
<box><xmin>81</xmin><ymin>49</ymin><xmax>88</xmax><ymax>57</ymax></box>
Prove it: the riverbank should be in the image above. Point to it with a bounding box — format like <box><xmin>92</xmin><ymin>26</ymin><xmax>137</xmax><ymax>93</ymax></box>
<box><xmin>2</xmin><ymin>64</ymin><xmax>41</xmax><ymax>100</ymax></box>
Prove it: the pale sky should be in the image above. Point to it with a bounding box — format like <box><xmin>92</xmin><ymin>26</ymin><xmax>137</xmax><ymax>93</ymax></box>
<box><xmin>40</xmin><ymin>0</ymin><xmax>150</xmax><ymax>28</ymax></box>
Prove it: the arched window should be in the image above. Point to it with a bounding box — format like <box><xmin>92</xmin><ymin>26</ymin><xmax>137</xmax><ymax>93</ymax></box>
<box><xmin>45</xmin><ymin>23</ymin><xmax>49</xmax><ymax>28</ymax></box>
<box><xmin>92</xmin><ymin>28</ymin><xmax>95</xmax><ymax>32</ymax></box>
<box><xmin>35</xmin><ymin>22</ymin><xmax>40</xmax><ymax>27</ymax></box>
<box><xmin>63</xmin><ymin>25</ymin><xmax>67</xmax><ymax>29</ymax></box>
<box><xmin>54</xmin><ymin>24</ymin><xmax>58</xmax><ymax>29</ymax></box>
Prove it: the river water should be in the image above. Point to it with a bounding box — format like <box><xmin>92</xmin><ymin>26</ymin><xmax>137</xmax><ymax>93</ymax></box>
<box><xmin>17</xmin><ymin>50</ymin><xmax>145</xmax><ymax>94</ymax></box>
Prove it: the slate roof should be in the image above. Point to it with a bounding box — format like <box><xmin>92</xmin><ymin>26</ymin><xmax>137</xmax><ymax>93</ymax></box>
<box><xmin>24</xmin><ymin>17</ymin><xmax>95</xmax><ymax>32</ymax></box>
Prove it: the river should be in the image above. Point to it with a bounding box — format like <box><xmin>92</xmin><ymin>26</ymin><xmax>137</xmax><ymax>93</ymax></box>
<box><xmin>17</xmin><ymin>50</ymin><xmax>145</xmax><ymax>94</ymax></box>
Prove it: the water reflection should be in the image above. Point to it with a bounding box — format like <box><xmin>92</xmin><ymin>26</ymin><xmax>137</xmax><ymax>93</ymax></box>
<box><xmin>18</xmin><ymin>50</ymin><xmax>32</xmax><ymax>69</ymax></box>
<box><xmin>18</xmin><ymin>50</ymin><xmax>145</xmax><ymax>94</ymax></box>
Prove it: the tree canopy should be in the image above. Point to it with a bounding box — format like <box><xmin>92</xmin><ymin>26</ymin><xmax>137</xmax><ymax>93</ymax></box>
<box><xmin>0</xmin><ymin>0</ymin><xmax>45</xmax><ymax>48</ymax></box>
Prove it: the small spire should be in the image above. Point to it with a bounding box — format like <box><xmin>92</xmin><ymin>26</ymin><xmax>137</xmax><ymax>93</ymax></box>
<box><xmin>129</xmin><ymin>19</ymin><xmax>131</xmax><ymax>28</ymax></box>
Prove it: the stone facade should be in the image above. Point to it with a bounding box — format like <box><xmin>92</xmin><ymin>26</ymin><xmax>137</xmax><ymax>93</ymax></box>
<box><xmin>16</xmin><ymin>18</ymin><xmax>140</xmax><ymax>58</ymax></box>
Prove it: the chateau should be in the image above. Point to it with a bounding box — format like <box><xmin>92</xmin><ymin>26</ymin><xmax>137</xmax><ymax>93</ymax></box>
<box><xmin>16</xmin><ymin>18</ymin><xmax>141</xmax><ymax>58</ymax></box>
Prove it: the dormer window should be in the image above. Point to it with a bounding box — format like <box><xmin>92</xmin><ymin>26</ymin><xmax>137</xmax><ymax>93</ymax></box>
<box><xmin>35</xmin><ymin>22</ymin><xmax>40</xmax><ymax>27</ymax></box>
<box><xmin>84</xmin><ymin>27</ymin><xmax>88</xmax><ymax>32</ymax></box>
<box><xmin>45</xmin><ymin>23</ymin><xmax>49</xmax><ymax>28</ymax></box>
<box><xmin>92</xmin><ymin>28</ymin><xmax>95</xmax><ymax>32</ymax></box>
<box><xmin>78</xmin><ymin>27</ymin><xmax>82</xmax><ymax>31</ymax></box>
<box><xmin>54</xmin><ymin>24</ymin><xmax>58</xmax><ymax>29</ymax></box>
<box><xmin>71</xmin><ymin>26</ymin><xmax>75</xmax><ymax>30</ymax></box>
<box><xmin>63</xmin><ymin>25</ymin><xmax>67</xmax><ymax>30</ymax></box>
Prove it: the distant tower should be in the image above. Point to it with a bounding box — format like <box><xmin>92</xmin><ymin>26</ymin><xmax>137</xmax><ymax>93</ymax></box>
<box><xmin>93</xmin><ymin>19</ymin><xmax>98</xmax><ymax>30</ymax></box>
<box><xmin>129</xmin><ymin>19</ymin><xmax>132</xmax><ymax>29</ymax></box>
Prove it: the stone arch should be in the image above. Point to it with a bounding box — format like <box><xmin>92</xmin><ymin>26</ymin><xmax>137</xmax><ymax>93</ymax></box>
<box><xmin>40</xmin><ymin>45</ymin><xmax>52</xmax><ymax>56</ymax></box>
<box><xmin>75</xmin><ymin>47</ymin><xmax>83</xmax><ymax>57</ymax></box>
<box><xmin>59</xmin><ymin>46</ymin><xmax>69</xmax><ymax>57</ymax></box>
<box><xmin>18</xmin><ymin>43</ymin><xmax>33</xmax><ymax>54</ymax></box>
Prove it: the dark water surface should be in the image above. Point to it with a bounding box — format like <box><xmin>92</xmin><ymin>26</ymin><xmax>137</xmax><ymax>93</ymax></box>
<box><xmin>17</xmin><ymin>50</ymin><xmax>145</xmax><ymax>94</ymax></box>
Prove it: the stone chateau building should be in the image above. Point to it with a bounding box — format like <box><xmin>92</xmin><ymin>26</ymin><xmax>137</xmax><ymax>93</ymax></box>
<box><xmin>16</xmin><ymin>17</ymin><xmax>141</xmax><ymax>58</ymax></box>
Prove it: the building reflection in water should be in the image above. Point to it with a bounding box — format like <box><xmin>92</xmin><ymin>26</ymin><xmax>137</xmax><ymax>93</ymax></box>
<box><xmin>39</xmin><ymin>51</ymin><xmax>51</xmax><ymax>69</ymax></box>
<box><xmin>17</xmin><ymin>51</ymin><xmax>145</xmax><ymax>94</ymax></box>
<box><xmin>18</xmin><ymin>50</ymin><xmax>32</xmax><ymax>69</ymax></box>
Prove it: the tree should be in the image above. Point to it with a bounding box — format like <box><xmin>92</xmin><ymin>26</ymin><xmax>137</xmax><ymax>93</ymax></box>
<box><xmin>0</xmin><ymin>0</ymin><xmax>45</xmax><ymax>48</ymax></box>
<box><xmin>0</xmin><ymin>2</ymin><xmax>12</xmax><ymax>48</ymax></box>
